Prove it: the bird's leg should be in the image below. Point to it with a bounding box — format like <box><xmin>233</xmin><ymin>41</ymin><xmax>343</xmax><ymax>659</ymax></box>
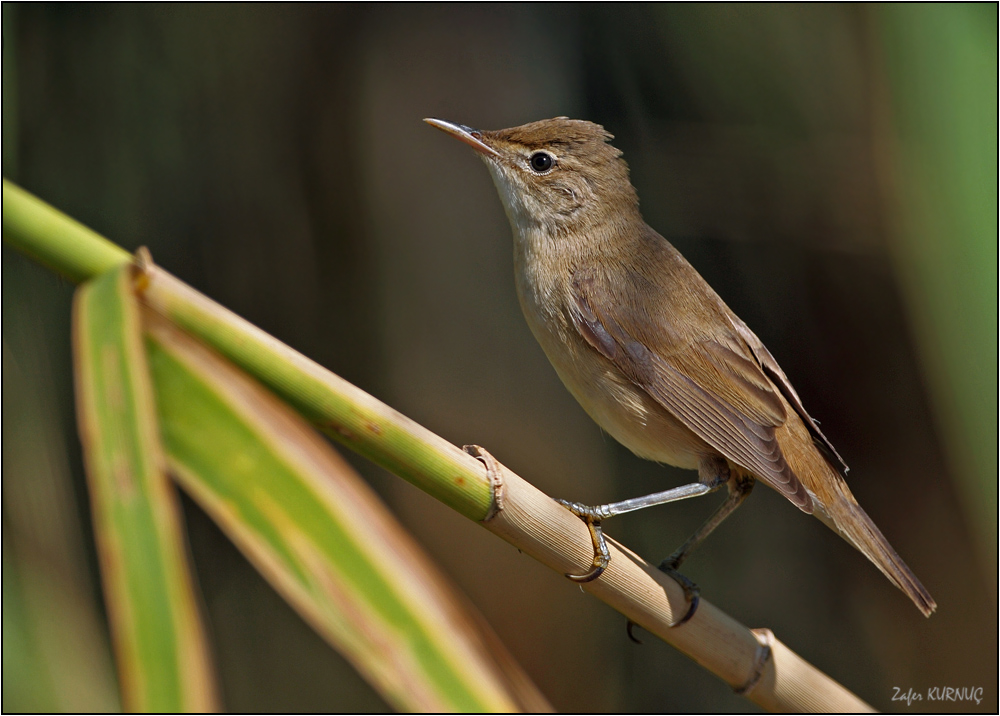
<box><xmin>662</xmin><ymin>470</ymin><xmax>756</xmax><ymax>571</ymax></box>
<box><xmin>659</xmin><ymin>463</ymin><xmax>756</xmax><ymax>626</ymax></box>
<box><xmin>554</xmin><ymin>456</ymin><xmax>730</xmax><ymax>584</ymax></box>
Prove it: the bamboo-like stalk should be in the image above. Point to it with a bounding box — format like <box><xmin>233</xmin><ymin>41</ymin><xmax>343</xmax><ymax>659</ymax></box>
<box><xmin>473</xmin><ymin>450</ymin><xmax>874</xmax><ymax>712</ymax></box>
<box><xmin>2</xmin><ymin>180</ymin><xmax>131</xmax><ymax>282</ymax></box>
<box><xmin>3</xmin><ymin>179</ymin><xmax>875</xmax><ymax>712</ymax></box>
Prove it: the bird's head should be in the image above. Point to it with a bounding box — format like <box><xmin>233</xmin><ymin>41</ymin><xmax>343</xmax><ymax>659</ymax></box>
<box><xmin>425</xmin><ymin>117</ymin><xmax>640</xmax><ymax>237</ymax></box>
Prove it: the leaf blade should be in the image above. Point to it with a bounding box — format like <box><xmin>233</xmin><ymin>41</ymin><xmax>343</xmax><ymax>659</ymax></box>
<box><xmin>144</xmin><ymin>311</ymin><xmax>542</xmax><ymax>712</ymax></box>
<box><xmin>72</xmin><ymin>265</ymin><xmax>218</xmax><ymax>712</ymax></box>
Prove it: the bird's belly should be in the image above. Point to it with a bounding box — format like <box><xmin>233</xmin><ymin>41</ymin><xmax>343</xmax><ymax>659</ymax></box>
<box><xmin>532</xmin><ymin>321</ymin><xmax>707</xmax><ymax>470</ymax></box>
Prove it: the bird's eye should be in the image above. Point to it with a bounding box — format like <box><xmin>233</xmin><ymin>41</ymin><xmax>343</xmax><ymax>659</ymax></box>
<box><xmin>528</xmin><ymin>152</ymin><xmax>554</xmax><ymax>173</ymax></box>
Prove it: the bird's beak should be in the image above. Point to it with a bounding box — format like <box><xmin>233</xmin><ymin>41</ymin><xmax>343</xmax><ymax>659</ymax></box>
<box><xmin>423</xmin><ymin>118</ymin><xmax>501</xmax><ymax>158</ymax></box>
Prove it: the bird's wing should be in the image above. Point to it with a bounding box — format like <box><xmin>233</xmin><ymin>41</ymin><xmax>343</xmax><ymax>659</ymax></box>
<box><xmin>568</xmin><ymin>269</ymin><xmax>813</xmax><ymax>512</ymax></box>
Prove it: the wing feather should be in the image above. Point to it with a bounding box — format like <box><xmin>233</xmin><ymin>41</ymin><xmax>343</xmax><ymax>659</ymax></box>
<box><xmin>569</xmin><ymin>271</ymin><xmax>813</xmax><ymax>511</ymax></box>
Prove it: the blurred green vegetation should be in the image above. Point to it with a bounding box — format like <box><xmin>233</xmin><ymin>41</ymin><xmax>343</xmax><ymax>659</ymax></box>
<box><xmin>877</xmin><ymin>3</ymin><xmax>997</xmax><ymax>582</ymax></box>
<box><xmin>3</xmin><ymin>4</ymin><xmax>995</xmax><ymax>712</ymax></box>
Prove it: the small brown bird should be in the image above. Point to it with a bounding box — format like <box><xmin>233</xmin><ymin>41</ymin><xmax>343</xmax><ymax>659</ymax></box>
<box><xmin>425</xmin><ymin>116</ymin><xmax>935</xmax><ymax>619</ymax></box>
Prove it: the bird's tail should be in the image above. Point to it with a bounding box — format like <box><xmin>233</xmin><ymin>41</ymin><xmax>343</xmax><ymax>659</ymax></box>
<box><xmin>776</xmin><ymin>404</ymin><xmax>935</xmax><ymax>616</ymax></box>
<box><xmin>813</xmin><ymin>488</ymin><xmax>937</xmax><ymax>617</ymax></box>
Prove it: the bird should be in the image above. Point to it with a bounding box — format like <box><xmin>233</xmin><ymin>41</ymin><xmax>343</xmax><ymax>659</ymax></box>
<box><xmin>425</xmin><ymin>116</ymin><xmax>936</xmax><ymax>619</ymax></box>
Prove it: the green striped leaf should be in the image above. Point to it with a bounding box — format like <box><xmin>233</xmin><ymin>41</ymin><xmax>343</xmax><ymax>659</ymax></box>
<box><xmin>72</xmin><ymin>265</ymin><xmax>218</xmax><ymax>712</ymax></box>
<box><xmin>143</xmin><ymin>311</ymin><xmax>528</xmax><ymax>712</ymax></box>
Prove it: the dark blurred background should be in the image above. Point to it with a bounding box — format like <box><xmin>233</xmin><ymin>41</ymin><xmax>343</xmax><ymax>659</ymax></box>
<box><xmin>3</xmin><ymin>4</ymin><xmax>996</xmax><ymax>713</ymax></box>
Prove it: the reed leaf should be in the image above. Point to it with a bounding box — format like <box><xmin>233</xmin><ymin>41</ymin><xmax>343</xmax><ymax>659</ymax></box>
<box><xmin>143</xmin><ymin>310</ymin><xmax>544</xmax><ymax>712</ymax></box>
<box><xmin>72</xmin><ymin>264</ymin><xmax>218</xmax><ymax>712</ymax></box>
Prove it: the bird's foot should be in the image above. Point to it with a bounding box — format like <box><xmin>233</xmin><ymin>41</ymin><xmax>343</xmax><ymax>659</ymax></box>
<box><xmin>554</xmin><ymin>499</ymin><xmax>612</xmax><ymax>582</ymax></box>
<box><xmin>658</xmin><ymin>554</ymin><xmax>700</xmax><ymax>627</ymax></box>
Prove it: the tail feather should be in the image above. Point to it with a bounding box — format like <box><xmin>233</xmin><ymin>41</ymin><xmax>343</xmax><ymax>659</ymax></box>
<box><xmin>816</xmin><ymin>495</ymin><xmax>937</xmax><ymax>617</ymax></box>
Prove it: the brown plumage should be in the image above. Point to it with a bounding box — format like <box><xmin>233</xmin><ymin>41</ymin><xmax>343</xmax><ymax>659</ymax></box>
<box><xmin>426</xmin><ymin>117</ymin><xmax>935</xmax><ymax>616</ymax></box>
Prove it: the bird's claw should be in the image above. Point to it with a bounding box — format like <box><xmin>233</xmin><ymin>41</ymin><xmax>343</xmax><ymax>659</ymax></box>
<box><xmin>658</xmin><ymin>558</ymin><xmax>700</xmax><ymax>627</ymax></box>
<box><xmin>556</xmin><ymin>499</ymin><xmax>611</xmax><ymax>582</ymax></box>
<box><xmin>626</xmin><ymin>620</ymin><xmax>644</xmax><ymax>644</ymax></box>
